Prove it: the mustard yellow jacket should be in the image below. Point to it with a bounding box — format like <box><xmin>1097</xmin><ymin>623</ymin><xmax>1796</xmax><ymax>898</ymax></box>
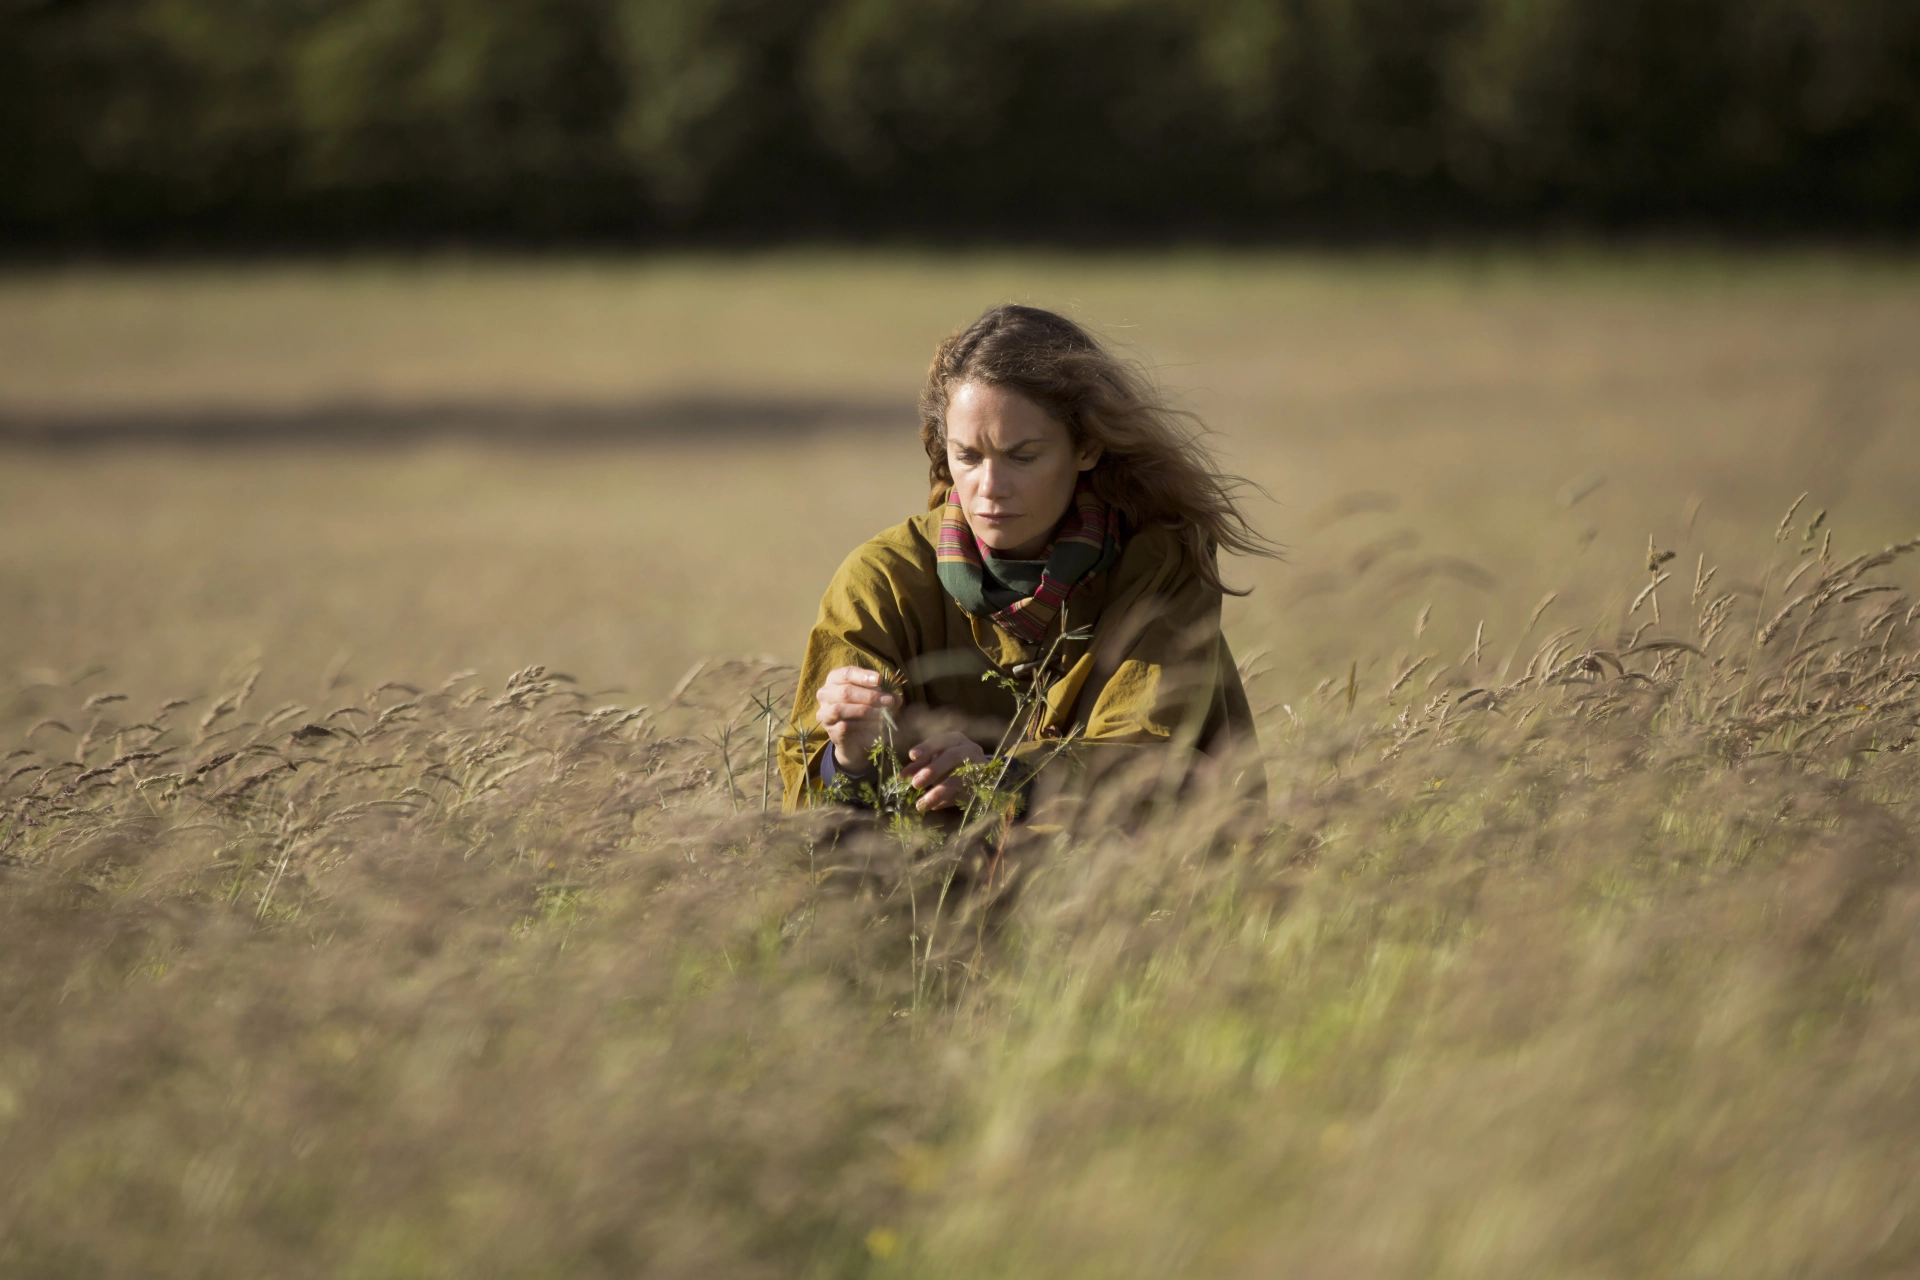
<box><xmin>779</xmin><ymin>509</ymin><xmax>1259</xmax><ymax>810</ymax></box>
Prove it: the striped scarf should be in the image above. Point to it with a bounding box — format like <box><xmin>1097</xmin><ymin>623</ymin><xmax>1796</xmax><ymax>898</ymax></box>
<box><xmin>936</xmin><ymin>479</ymin><xmax>1122</xmax><ymax>644</ymax></box>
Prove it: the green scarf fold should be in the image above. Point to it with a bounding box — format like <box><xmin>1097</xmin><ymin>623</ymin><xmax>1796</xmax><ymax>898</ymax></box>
<box><xmin>976</xmin><ymin>551</ymin><xmax>1047</xmax><ymax>612</ymax></box>
<box><xmin>935</xmin><ymin>479</ymin><xmax>1123</xmax><ymax>644</ymax></box>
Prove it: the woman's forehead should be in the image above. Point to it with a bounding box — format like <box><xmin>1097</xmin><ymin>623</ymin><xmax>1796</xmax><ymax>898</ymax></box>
<box><xmin>946</xmin><ymin>381</ymin><xmax>1067</xmax><ymax>447</ymax></box>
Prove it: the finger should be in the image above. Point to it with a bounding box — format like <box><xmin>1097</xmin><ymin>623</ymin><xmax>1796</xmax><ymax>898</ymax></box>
<box><xmin>921</xmin><ymin>734</ymin><xmax>986</xmax><ymax>768</ymax></box>
<box><xmin>823</xmin><ymin>684</ymin><xmax>897</xmax><ymax>709</ymax></box>
<box><xmin>817</xmin><ymin>688</ymin><xmax>888</xmax><ymax>717</ymax></box>
<box><xmin>818</xmin><ymin>701</ymin><xmax>884</xmax><ymax>730</ymax></box>
<box><xmin>925</xmin><ymin>744</ymin><xmax>986</xmax><ymax>790</ymax></box>
<box><xmin>910</xmin><ymin>745</ymin><xmax>974</xmax><ymax>789</ymax></box>
<box><xmin>910</xmin><ymin>740</ymin><xmax>975</xmax><ymax>782</ymax></box>
<box><xmin>829</xmin><ymin>667</ymin><xmax>883</xmax><ymax>689</ymax></box>
<box><xmin>907</xmin><ymin>730</ymin><xmax>969</xmax><ymax>762</ymax></box>
<box><xmin>916</xmin><ymin>780</ymin><xmax>966</xmax><ymax>811</ymax></box>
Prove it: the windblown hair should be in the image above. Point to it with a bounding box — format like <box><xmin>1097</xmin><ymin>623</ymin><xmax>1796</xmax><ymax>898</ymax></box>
<box><xmin>920</xmin><ymin>303</ymin><xmax>1277</xmax><ymax>595</ymax></box>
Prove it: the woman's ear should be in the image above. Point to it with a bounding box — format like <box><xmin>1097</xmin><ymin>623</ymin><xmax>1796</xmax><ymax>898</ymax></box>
<box><xmin>1076</xmin><ymin>442</ymin><xmax>1104</xmax><ymax>471</ymax></box>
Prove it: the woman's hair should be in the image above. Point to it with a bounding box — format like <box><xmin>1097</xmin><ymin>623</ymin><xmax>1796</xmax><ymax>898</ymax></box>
<box><xmin>919</xmin><ymin>303</ymin><xmax>1277</xmax><ymax>595</ymax></box>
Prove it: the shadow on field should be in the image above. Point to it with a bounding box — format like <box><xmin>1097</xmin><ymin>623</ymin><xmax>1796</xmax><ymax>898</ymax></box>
<box><xmin>0</xmin><ymin>394</ymin><xmax>915</xmax><ymax>448</ymax></box>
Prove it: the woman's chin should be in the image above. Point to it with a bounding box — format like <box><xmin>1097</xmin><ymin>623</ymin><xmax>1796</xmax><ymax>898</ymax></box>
<box><xmin>973</xmin><ymin>522</ymin><xmax>1039</xmax><ymax>555</ymax></box>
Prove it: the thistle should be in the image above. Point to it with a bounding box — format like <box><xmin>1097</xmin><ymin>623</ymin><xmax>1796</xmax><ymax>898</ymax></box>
<box><xmin>748</xmin><ymin>685</ymin><xmax>783</xmax><ymax>815</ymax></box>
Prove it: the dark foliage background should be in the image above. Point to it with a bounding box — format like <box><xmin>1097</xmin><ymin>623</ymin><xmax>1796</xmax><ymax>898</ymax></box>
<box><xmin>4</xmin><ymin>0</ymin><xmax>1918</xmax><ymax>246</ymax></box>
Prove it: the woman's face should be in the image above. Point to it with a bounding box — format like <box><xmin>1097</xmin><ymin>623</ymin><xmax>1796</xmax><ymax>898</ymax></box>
<box><xmin>945</xmin><ymin>380</ymin><xmax>1102</xmax><ymax>560</ymax></box>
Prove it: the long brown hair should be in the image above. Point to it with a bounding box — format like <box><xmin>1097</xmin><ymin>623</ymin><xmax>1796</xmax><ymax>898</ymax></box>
<box><xmin>919</xmin><ymin>303</ymin><xmax>1277</xmax><ymax>595</ymax></box>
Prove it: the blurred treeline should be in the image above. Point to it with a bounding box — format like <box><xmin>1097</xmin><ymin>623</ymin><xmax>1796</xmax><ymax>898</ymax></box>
<box><xmin>5</xmin><ymin>0</ymin><xmax>1917</xmax><ymax>246</ymax></box>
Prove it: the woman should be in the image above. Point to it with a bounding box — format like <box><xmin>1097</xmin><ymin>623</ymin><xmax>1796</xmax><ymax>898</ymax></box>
<box><xmin>779</xmin><ymin>304</ymin><xmax>1272</xmax><ymax>814</ymax></box>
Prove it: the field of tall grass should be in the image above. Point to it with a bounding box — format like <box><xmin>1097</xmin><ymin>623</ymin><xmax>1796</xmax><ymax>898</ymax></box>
<box><xmin>3</xmin><ymin>253</ymin><xmax>1919</xmax><ymax>1276</ymax></box>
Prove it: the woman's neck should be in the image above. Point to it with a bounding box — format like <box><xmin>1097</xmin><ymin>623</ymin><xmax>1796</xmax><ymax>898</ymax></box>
<box><xmin>983</xmin><ymin>533</ymin><xmax>1050</xmax><ymax>561</ymax></box>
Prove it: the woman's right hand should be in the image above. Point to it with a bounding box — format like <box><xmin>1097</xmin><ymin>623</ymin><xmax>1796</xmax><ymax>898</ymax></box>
<box><xmin>815</xmin><ymin>666</ymin><xmax>899</xmax><ymax>774</ymax></box>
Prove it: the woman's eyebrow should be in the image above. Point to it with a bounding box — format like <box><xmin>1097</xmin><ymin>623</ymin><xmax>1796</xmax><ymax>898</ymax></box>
<box><xmin>952</xmin><ymin>436</ymin><xmax>1045</xmax><ymax>454</ymax></box>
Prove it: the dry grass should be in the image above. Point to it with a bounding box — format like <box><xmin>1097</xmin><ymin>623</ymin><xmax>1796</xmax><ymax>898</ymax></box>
<box><xmin>3</xmin><ymin>254</ymin><xmax>1920</xmax><ymax>1277</ymax></box>
<box><xmin>5</xmin><ymin>507</ymin><xmax>1919</xmax><ymax>1277</ymax></box>
<box><xmin>3</xmin><ymin>251</ymin><xmax>1918</xmax><ymax>706</ymax></box>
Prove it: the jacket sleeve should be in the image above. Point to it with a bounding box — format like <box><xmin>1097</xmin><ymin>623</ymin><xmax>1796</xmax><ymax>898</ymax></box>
<box><xmin>1019</xmin><ymin>553</ymin><xmax>1263</xmax><ymax>805</ymax></box>
<box><xmin>778</xmin><ymin>542</ymin><xmax>923</xmax><ymax>811</ymax></box>
<box><xmin>1029</xmin><ymin>550</ymin><xmax>1229</xmax><ymax>749</ymax></box>
<box><xmin>1079</xmin><ymin>571</ymin><xmax>1227</xmax><ymax>746</ymax></box>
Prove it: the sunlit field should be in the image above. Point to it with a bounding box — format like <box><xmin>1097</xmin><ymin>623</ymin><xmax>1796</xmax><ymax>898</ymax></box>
<box><xmin>3</xmin><ymin>253</ymin><xmax>1920</xmax><ymax>1277</ymax></box>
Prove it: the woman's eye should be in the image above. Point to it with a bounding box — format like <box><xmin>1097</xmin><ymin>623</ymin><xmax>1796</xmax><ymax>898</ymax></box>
<box><xmin>1010</xmin><ymin>453</ymin><xmax>1036</xmax><ymax>464</ymax></box>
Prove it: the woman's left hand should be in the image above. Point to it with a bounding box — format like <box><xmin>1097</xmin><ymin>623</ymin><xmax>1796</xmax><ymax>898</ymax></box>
<box><xmin>905</xmin><ymin>731</ymin><xmax>987</xmax><ymax>811</ymax></box>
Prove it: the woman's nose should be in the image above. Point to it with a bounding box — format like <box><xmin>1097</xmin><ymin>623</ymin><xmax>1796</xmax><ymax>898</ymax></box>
<box><xmin>978</xmin><ymin>460</ymin><xmax>1014</xmax><ymax>497</ymax></box>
